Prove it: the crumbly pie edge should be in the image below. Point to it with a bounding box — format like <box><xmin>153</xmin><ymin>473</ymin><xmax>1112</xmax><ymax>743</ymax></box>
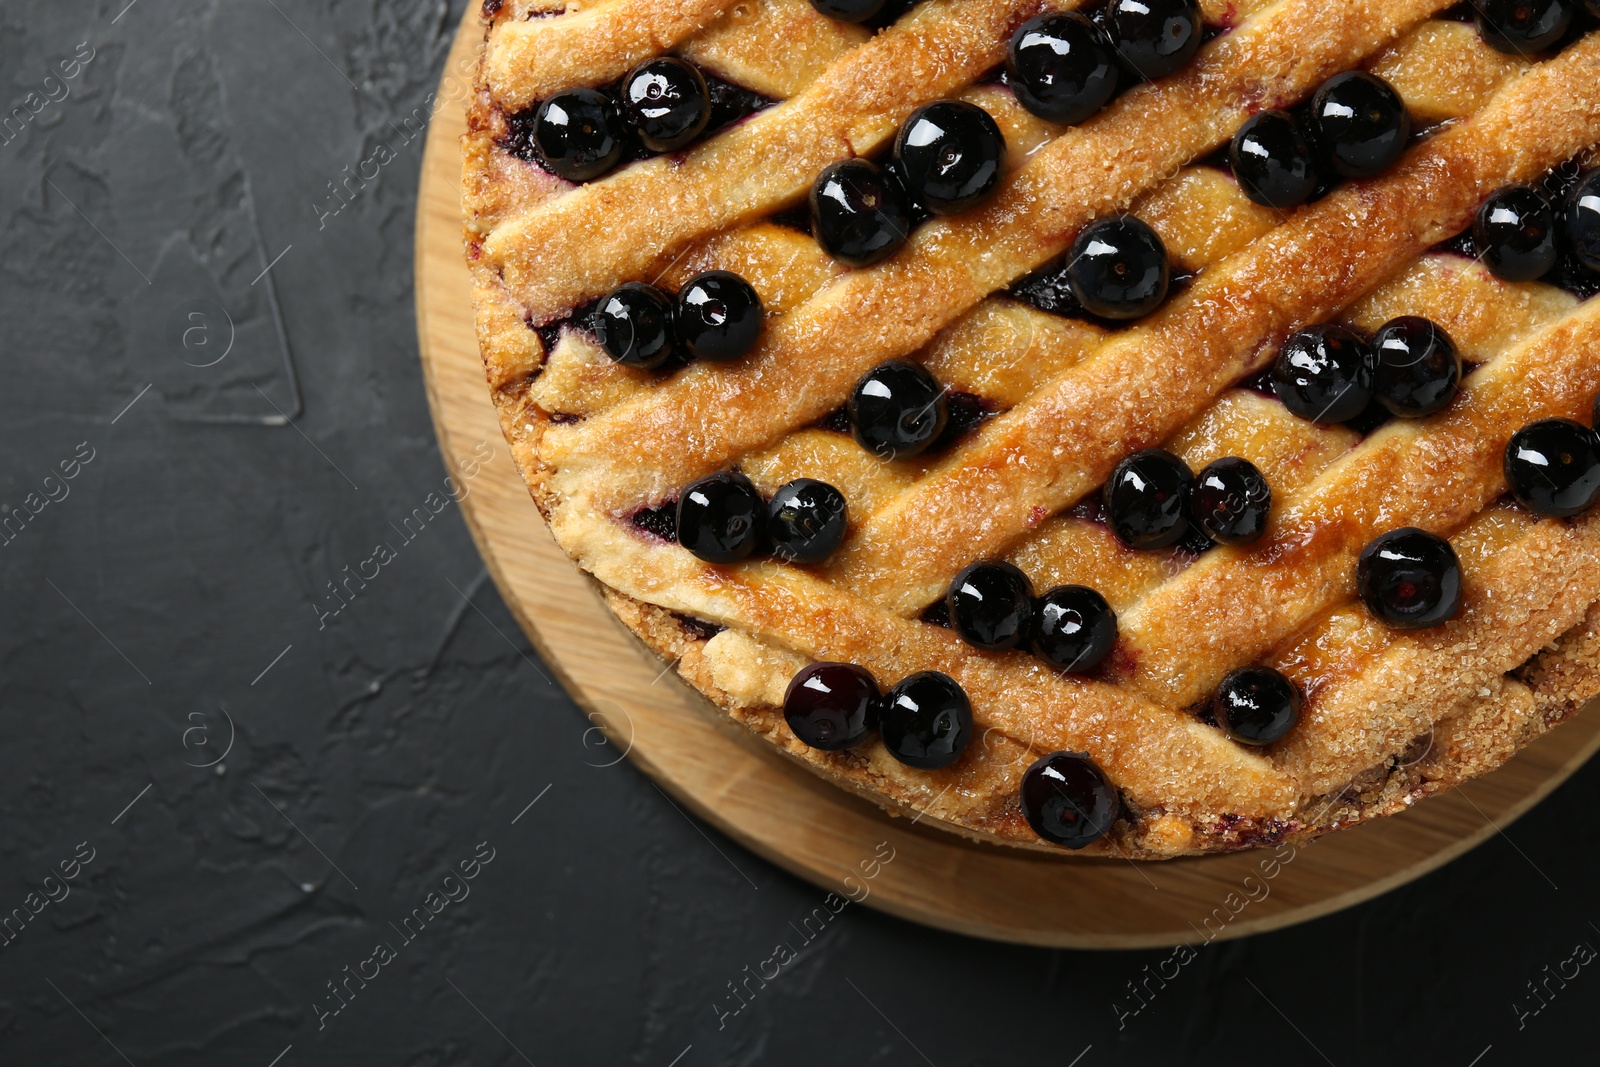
<box><xmin>460</xmin><ymin>4</ymin><xmax>1600</xmax><ymax>858</ymax></box>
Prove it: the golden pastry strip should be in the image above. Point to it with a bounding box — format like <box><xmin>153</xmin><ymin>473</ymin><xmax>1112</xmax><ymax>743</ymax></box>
<box><xmin>487</xmin><ymin>0</ymin><xmax>736</xmax><ymax>107</ymax></box>
<box><xmin>679</xmin><ymin>0</ymin><xmax>870</xmax><ymax>99</ymax></box>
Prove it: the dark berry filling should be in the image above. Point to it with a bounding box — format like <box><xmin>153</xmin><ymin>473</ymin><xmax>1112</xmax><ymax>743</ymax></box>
<box><xmin>1503</xmin><ymin>417</ymin><xmax>1600</xmax><ymax>517</ymax></box>
<box><xmin>1356</xmin><ymin>527</ymin><xmax>1462</xmax><ymax>630</ymax></box>
<box><xmin>939</xmin><ymin>391</ymin><xmax>996</xmax><ymax>445</ymax></box>
<box><xmin>1104</xmin><ymin>448</ymin><xmax>1194</xmax><ymax>549</ymax></box>
<box><xmin>879</xmin><ymin>671</ymin><xmax>973</xmax><ymax>769</ymax></box>
<box><xmin>848</xmin><ymin>360</ymin><xmax>949</xmax><ymax>461</ymax></box>
<box><xmin>630</xmin><ymin>501</ymin><xmax>680</xmax><ymax>543</ymax></box>
<box><xmin>1213</xmin><ymin>666</ymin><xmax>1301</xmax><ymax>746</ymax></box>
<box><xmin>810</xmin><ymin>159</ymin><xmax>913</xmax><ymax>268</ymax></box>
<box><xmin>1372</xmin><ymin>315</ymin><xmax>1461</xmax><ymax>418</ymax></box>
<box><xmin>1020</xmin><ymin>751</ymin><xmax>1120</xmax><ymax>848</ymax></box>
<box><xmin>767</xmin><ymin>478</ymin><xmax>850</xmax><ymax>564</ymax></box>
<box><xmin>946</xmin><ymin>560</ymin><xmax>1034</xmax><ymax>651</ymax></box>
<box><xmin>1007</xmin><ymin>259</ymin><xmax>1085</xmax><ymax>317</ymax></box>
<box><xmin>1031</xmin><ymin>585</ymin><xmax>1118</xmax><ymax>673</ymax></box>
<box><xmin>1191</xmin><ymin>456</ymin><xmax>1272</xmax><ymax>545</ymax></box>
<box><xmin>676</xmin><ymin>614</ymin><xmax>724</xmax><ymax>641</ymax></box>
<box><xmin>703</xmin><ymin>74</ymin><xmax>776</xmax><ymax>134</ymax></box>
<box><xmin>675</xmin><ymin>471</ymin><xmax>766</xmax><ymax>564</ymax></box>
<box><xmin>531</xmin><ymin>297</ymin><xmax>600</xmax><ymax>354</ymax></box>
<box><xmin>783</xmin><ymin>662</ymin><xmax>880</xmax><ymax>750</ymax></box>
<box><xmin>1006</xmin><ymin>13</ymin><xmax>1120</xmax><ymax>125</ymax></box>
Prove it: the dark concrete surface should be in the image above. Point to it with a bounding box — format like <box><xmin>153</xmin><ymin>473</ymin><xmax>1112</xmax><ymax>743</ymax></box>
<box><xmin>0</xmin><ymin>2</ymin><xmax>1596</xmax><ymax>1064</ymax></box>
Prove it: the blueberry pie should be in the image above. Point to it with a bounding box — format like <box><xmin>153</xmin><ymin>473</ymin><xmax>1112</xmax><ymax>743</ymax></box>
<box><xmin>464</xmin><ymin>0</ymin><xmax>1600</xmax><ymax>857</ymax></box>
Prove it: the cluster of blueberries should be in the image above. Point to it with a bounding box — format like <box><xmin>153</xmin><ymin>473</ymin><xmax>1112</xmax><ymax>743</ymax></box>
<box><xmin>941</xmin><ymin>541</ymin><xmax>1301</xmax><ymax>751</ymax></box>
<box><xmin>592</xmin><ymin>270</ymin><xmax>764</xmax><ymax>370</ymax></box>
<box><xmin>1464</xmin><ymin>170</ymin><xmax>1600</xmax><ymax>284</ymax></box>
<box><xmin>806</xmin><ymin>0</ymin><xmax>1211</xmax><ymax>273</ymax></box>
<box><xmin>1271</xmin><ymin>316</ymin><xmax>1463</xmax><ymax>427</ymax></box>
<box><xmin>673</xmin><ymin>472</ymin><xmax>849</xmax><ymax>566</ymax></box>
<box><xmin>783</xmin><ymin>660</ymin><xmax>1121</xmax><ymax>847</ymax></box>
<box><xmin>1227</xmin><ymin>71</ymin><xmax>1410</xmax><ymax>210</ymax></box>
<box><xmin>808</xmin><ymin>99</ymin><xmax>1007</xmax><ymax>267</ymax></box>
<box><xmin>1004</xmin><ymin>1</ymin><xmax>1206</xmax><ymax>125</ymax></box>
<box><xmin>517</xmin><ymin>56</ymin><xmax>734</xmax><ymax>183</ymax></box>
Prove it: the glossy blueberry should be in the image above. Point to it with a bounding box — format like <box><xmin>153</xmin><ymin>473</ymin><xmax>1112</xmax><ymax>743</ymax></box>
<box><xmin>620</xmin><ymin>57</ymin><xmax>711</xmax><ymax>153</ymax></box>
<box><xmin>1066</xmin><ymin>216</ymin><xmax>1171</xmax><ymax>320</ymax></box>
<box><xmin>810</xmin><ymin>159</ymin><xmax>912</xmax><ymax>267</ymax></box>
<box><xmin>1474</xmin><ymin>185</ymin><xmax>1558</xmax><ymax>282</ymax></box>
<box><xmin>675</xmin><ymin>471</ymin><xmax>766</xmax><ymax>564</ymax></box>
<box><xmin>783</xmin><ymin>662</ymin><xmax>879</xmax><ymax>750</ymax></box>
<box><xmin>1230</xmin><ymin>110</ymin><xmax>1322</xmax><ymax>209</ymax></box>
<box><xmin>808</xmin><ymin>0</ymin><xmax>887</xmax><ymax>22</ymax></box>
<box><xmin>1031</xmin><ymin>585</ymin><xmax>1118</xmax><ymax>673</ymax></box>
<box><xmin>1213</xmin><ymin>666</ymin><xmax>1301</xmax><ymax>746</ymax></box>
<box><xmin>676</xmin><ymin>271</ymin><xmax>763</xmax><ymax>362</ymax></box>
<box><xmin>532</xmin><ymin>88</ymin><xmax>625</xmax><ymax>182</ymax></box>
<box><xmin>1005</xmin><ymin>13</ymin><xmax>1120</xmax><ymax>125</ymax></box>
<box><xmin>893</xmin><ymin>100</ymin><xmax>1006</xmax><ymax>215</ymax></box>
<box><xmin>847</xmin><ymin>360</ymin><xmax>949</xmax><ymax>461</ymax></box>
<box><xmin>1357</xmin><ymin>527</ymin><xmax>1462</xmax><ymax>630</ymax></box>
<box><xmin>1504</xmin><ymin>418</ymin><xmax>1600</xmax><ymax>518</ymax></box>
<box><xmin>1104</xmin><ymin>448</ymin><xmax>1194</xmax><ymax>550</ymax></box>
<box><xmin>1309</xmin><ymin>71</ymin><xmax>1411</xmax><ymax>180</ymax></box>
<box><xmin>946</xmin><ymin>561</ymin><xmax>1034</xmax><ymax>651</ymax></box>
<box><xmin>1271</xmin><ymin>323</ymin><xmax>1376</xmax><ymax>424</ymax></box>
<box><xmin>767</xmin><ymin>478</ymin><xmax>849</xmax><ymax>564</ymax></box>
<box><xmin>1105</xmin><ymin>0</ymin><xmax>1204</xmax><ymax>81</ymax></box>
<box><xmin>1566</xmin><ymin>169</ymin><xmax>1600</xmax><ymax>273</ymax></box>
<box><xmin>879</xmin><ymin>671</ymin><xmax>973</xmax><ymax>769</ymax></box>
<box><xmin>1191</xmin><ymin>457</ymin><xmax>1272</xmax><ymax>545</ymax></box>
<box><xmin>1020</xmin><ymin>751</ymin><xmax>1120</xmax><ymax>848</ymax></box>
<box><xmin>593</xmin><ymin>282</ymin><xmax>676</xmax><ymax>369</ymax></box>
<box><xmin>1372</xmin><ymin>316</ymin><xmax>1461</xmax><ymax>418</ymax></box>
<box><xmin>1474</xmin><ymin>0</ymin><xmax>1574</xmax><ymax>55</ymax></box>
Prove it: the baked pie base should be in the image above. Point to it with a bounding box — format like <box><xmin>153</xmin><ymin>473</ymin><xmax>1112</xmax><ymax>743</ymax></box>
<box><xmin>463</xmin><ymin>0</ymin><xmax>1600</xmax><ymax>858</ymax></box>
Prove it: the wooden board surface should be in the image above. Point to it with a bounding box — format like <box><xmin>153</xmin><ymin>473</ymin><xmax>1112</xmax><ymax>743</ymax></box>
<box><xmin>412</xmin><ymin>6</ymin><xmax>1600</xmax><ymax>948</ymax></box>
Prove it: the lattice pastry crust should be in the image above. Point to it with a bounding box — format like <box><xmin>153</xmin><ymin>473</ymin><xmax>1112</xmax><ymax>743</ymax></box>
<box><xmin>464</xmin><ymin>0</ymin><xmax>1600</xmax><ymax>857</ymax></box>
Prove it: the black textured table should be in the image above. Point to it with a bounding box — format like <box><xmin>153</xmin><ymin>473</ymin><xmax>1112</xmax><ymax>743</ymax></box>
<box><xmin>1</xmin><ymin>2</ymin><xmax>1596</xmax><ymax>1064</ymax></box>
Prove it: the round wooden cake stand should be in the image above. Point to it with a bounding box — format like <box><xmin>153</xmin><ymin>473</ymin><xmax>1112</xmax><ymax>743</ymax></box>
<box><xmin>412</xmin><ymin>8</ymin><xmax>1600</xmax><ymax>948</ymax></box>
